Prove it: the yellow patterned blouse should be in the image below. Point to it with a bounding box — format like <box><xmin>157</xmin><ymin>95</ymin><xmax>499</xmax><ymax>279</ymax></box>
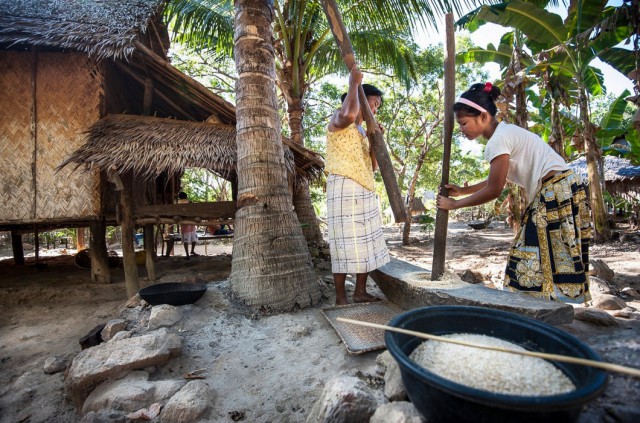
<box><xmin>325</xmin><ymin>123</ymin><xmax>375</xmax><ymax>192</ymax></box>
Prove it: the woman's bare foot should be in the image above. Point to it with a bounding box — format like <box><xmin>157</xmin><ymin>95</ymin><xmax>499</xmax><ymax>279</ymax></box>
<box><xmin>352</xmin><ymin>292</ymin><xmax>383</xmax><ymax>303</ymax></box>
<box><xmin>335</xmin><ymin>297</ymin><xmax>349</xmax><ymax>306</ymax></box>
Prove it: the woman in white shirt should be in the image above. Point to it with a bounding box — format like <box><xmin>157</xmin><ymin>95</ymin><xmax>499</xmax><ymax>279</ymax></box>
<box><xmin>437</xmin><ymin>82</ymin><xmax>591</xmax><ymax>304</ymax></box>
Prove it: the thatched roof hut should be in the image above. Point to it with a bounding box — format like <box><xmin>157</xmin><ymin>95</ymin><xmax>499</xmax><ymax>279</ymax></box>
<box><xmin>1</xmin><ymin>0</ymin><xmax>323</xmax><ymax>234</ymax></box>
<box><xmin>60</xmin><ymin>114</ymin><xmax>324</xmax><ymax>182</ymax></box>
<box><xmin>568</xmin><ymin>156</ymin><xmax>640</xmax><ymax>200</ymax></box>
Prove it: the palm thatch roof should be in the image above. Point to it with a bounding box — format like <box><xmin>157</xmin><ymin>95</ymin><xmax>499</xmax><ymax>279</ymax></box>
<box><xmin>0</xmin><ymin>0</ymin><xmax>164</xmax><ymax>59</ymax></box>
<box><xmin>59</xmin><ymin>114</ymin><xmax>324</xmax><ymax>182</ymax></box>
<box><xmin>568</xmin><ymin>155</ymin><xmax>640</xmax><ymax>197</ymax></box>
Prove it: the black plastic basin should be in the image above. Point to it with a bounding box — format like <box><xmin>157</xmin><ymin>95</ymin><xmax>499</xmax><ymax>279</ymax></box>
<box><xmin>138</xmin><ymin>282</ymin><xmax>207</xmax><ymax>306</ymax></box>
<box><xmin>385</xmin><ymin>306</ymin><xmax>607</xmax><ymax>423</ymax></box>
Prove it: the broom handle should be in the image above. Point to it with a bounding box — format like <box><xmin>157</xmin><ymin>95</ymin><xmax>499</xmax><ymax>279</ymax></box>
<box><xmin>336</xmin><ymin>317</ymin><xmax>640</xmax><ymax>378</ymax></box>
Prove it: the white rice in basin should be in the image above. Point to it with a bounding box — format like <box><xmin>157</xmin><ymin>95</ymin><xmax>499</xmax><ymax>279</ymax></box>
<box><xmin>409</xmin><ymin>333</ymin><xmax>576</xmax><ymax>396</ymax></box>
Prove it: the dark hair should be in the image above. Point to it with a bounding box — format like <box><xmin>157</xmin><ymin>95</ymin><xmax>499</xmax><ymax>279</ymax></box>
<box><xmin>178</xmin><ymin>191</ymin><xmax>188</xmax><ymax>199</ymax></box>
<box><xmin>453</xmin><ymin>82</ymin><xmax>501</xmax><ymax>116</ymax></box>
<box><xmin>340</xmin><ymin>84</ymin><xmax>384</xmax><ymax>107</ymax></box>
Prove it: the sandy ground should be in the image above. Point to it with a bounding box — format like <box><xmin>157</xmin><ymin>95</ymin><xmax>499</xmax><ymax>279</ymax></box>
<box><xmin>0</xmin><ymin>222</ymin><xmax>639</xmax><ymax>422</ymax></box>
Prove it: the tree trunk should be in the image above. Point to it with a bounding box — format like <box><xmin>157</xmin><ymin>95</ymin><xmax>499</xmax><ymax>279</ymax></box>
<box><xmin>89</xmin><ymin>219</ymin><xmax>111</xmax><ymax>284</ymax></box>
<box><xmin>288</xmin><ymin>98</ymin><xmax>323</xmax><ymax>243</ymax></box>
<box><xmin>144</xmin><ymin>223</ymin><xmax>156</xmax><ymax>284</ymax></box>
<box><xmin>11</xmin><ymin>231</ymin><xmax>24</xmax><ymax>265</ymax></box>
<box><xmin>230</xmin><ymin>0</ymin><xmax>319</xmax><ymax>311</ymax></box>
<box><xmin>578</xmin><ymin>85</ymin><xmax>610</xmax><ymax>242</ymax></box>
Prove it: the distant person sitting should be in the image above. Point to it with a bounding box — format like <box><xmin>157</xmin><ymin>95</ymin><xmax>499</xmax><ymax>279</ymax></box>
<box><xmin>207</xmin><ymin>224</ymin><xmax>234</xmax><ymax>236</ymax></box>
<box><xmin>178</xmin><ymin>192</ymin><xmax>198</xmax><ymax>259</ymax></box>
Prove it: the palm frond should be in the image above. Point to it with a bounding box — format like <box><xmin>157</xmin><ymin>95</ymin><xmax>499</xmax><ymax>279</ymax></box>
<box><xmin>166</xmin><ymin>0</ymin><xmax>234</xmax><ymax>55</ymax></box>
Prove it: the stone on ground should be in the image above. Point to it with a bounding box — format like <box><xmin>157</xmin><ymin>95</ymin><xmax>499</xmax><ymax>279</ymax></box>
<box><xmin>101</xmin><ymin>319</ymin><xmax>127</xmax><ymax>342</ymax></box>
<box><xmin>370</xmin><ymin>402</ymin><xmax>425</xmax><ymax>423</ymax></box>
<box><xmin>66</xmin><ymin>328</ymin><xmax>182</xmax><ymax>409</ymax></box>
<box><xmin>44</xmin><ymin>355</ymin><xmax>69</xmax><ymax>374</ymax></box>
<box><xmin>383</xmin><ymin>358</ymin><xmax>407</xmax><ymax>401</ymax></box>
<box><xmin>306</xmin><ymin>371</ymin><xmax>385</xmax><ymax>423</ymax></box>
<box><xmin>589</xmin><ymin>259</ymin><xmax>615</xmax><ymax>282</ymax></box>
<box><xmin>148</xmin><ymin>305</ymin><xmax>183</xmax><ymax>330</ymax></box>
<box><xmin>589</xmin><ymin>276</ymin><xmax>614</xmax><ymax>296</ymax></box>
<box><xmin>460</xmin><ymin>269</ymin><xmax>484</xmax><ymax>284</ymax></box>
<box><xmin>80</xmin><ymin>410</ymin><xmax>126</xmax><ymax>423</ymax></box>
<box><xmin>371</xmin><ymin>258</ymin><xmax>573</xmax><ymax>324</ymax></box>
<box><xmin>160</xmin><ymin>380</ymin><xmax>213</xmax><ymax>423</ymax></box>
<box><xmin>82</xmin><ymin>371</ymin><xmax>185</xmax><ymax>415</ymax></box>
<box><xmin>573</xmin><ymin>307</ymin><xmax>618</xmax><ymax>326</ymax></box>
<box><xmin>591</xmin><ymin>294</ymin><xmax>627</xmax><ymax>311</ymax></box>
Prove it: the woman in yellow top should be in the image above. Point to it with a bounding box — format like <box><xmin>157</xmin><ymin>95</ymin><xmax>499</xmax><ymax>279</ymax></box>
<box><xmin>326</xmin><ymin>66</ymin><xmax>389</xmax><ymax>305</ymax></box>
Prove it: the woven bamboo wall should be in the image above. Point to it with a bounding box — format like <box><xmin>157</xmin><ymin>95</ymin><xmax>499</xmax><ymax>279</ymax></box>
<box><xmin>0</xmin><ymin>51</ymin><xmax>34</xmax><ymax>221</ymax></box>
<box><xmin>0</xmin><ymin>50</ymin><xmax>102</xmax><ymax>224</ymax></box>
<box><xmin>35</xmin><ymin>52</ymin><xmax>102</xmax><ymax>220</ymax></box>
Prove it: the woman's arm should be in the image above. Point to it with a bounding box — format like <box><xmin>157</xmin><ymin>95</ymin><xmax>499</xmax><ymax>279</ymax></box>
<box><xmin>328</xmin><ymin>67</ymin><xmax>362</xmax><ymax>131</ymax></box>
<box><xmin>437</xmin><ymin>154</ymin><xmax>509</xmax><ymax>210</ymax></box>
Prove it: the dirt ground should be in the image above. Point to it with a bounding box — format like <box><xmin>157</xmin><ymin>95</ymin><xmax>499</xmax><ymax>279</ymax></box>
<box><xmin>0</xmin><ymin>222</ymin><xmax>639</xmax><ymax>423</ymax></box>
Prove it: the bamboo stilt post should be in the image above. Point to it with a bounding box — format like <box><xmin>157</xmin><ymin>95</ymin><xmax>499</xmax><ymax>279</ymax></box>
<box><xmin>431</xmin><ymin>14</ymin><xmax>456</xmax><ymax>281</ymax></box>
<box><xmin>90</xmin><ymin>219</ymin><xmax>111</xmax><ymax>284</ymax></box>
<box><xmin>321</xmin><ymin>0</ymin><xmax>408</xmax><ymax>223</ymax></box>
<box><xmin>142</xmin><ymin>78</ymin><xmax>156</xmax><ymax>284</ymax></box>
<box><xmin>11</xmin><ymin>231</ymin><xmax>24</xmax><ymax>265</ymax></box>
<box><xmin>108</xmin><ymin>166</ymin><xmax>139</xmax><ymax>298</ymax></box>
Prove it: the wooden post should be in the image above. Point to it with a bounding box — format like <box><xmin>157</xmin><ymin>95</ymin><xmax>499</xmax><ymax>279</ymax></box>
<box><xmin>143</xmin><ymin>224</ymin><xmax>156</xmax><ymax>283</ymax></box>
<box><xmin>34</xmin><ymin>228</ymin><xmax>39</xmax><ymax>264</ymax></box>
<box><xmin>11</xmin><ymin>231</ymin><xmax>24</xmax><ymax>265</ymax></box>
<box><xmin>431</xmin><ymin>13</ymin><xmax>456</xmax><ymax>281</ymax></box>
<box><xmin>89</xmin><ymin>219</ymin><xmax>111</xmax><ymax>284</ymax></box>
<box><xmin>321</xmin><ymin>0</ymin><xmax>408</xmax><ymax>223</ymax></box>
<box><xmin>109</xmin><ymin>167</ymin><xmax>139</xmax><ymax>298</ymax></box>
<box><xmin>76</xmin><ymin>227</ymin><xmax>86</xmax><ymax>250</ymax></box>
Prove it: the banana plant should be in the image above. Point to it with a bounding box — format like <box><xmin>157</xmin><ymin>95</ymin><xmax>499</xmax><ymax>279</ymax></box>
<box><xmin>456</xmin><ymin>0</ymin><xmax>636</xmax><ymax>241</ymax></box>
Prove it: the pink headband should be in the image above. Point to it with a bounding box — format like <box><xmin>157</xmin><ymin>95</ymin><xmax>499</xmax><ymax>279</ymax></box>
<box><xmin>456</xmin><ymin>97</ymin><xmax>488</xmax><ymax>114</ymax></box>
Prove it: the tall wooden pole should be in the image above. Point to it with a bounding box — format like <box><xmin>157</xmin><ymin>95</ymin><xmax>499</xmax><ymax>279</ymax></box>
<box><xmin>11</xmin><ymin>231</ymin><xmax>24</xmax><ymax>265</ymax></box>
<box><xmin>90</xmin><ymin>219</ymin><xmax>111</xmax><ymax>284</ymax></box>
<box><xmin>431</xmin><ymin>13</ymin><xmax>455</xmax><ymax>281</ymax></box>
<box><xmin>142</xmin><ymin>77</ymin><xmax>157</xmax><ymax>284</ymax></box>
<box><xmin>321</xmin><ymin>0</ymin><xmax>408</xmax><ymax>223</ymax></box>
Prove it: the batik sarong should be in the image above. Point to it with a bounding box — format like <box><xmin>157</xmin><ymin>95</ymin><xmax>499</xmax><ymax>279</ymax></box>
<box><xmin>504</xmin><ymin>170</ymin><xmax>592</xmax><ymax>303</ymax></box>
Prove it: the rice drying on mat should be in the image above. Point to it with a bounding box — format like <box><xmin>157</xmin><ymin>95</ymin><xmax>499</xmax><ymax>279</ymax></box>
<box><xmin>410</xmin><ymin>333</ymin><xmax>576</xmax><ymax>396</ymax></box>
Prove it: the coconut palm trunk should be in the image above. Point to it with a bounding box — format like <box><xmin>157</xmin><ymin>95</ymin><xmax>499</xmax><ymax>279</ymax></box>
<box><xmin>286</xmin><ymin>97</ymin><xmax>323</xmax><ymax>243</ymax></box>
<box><xmin>230</xmin><ymin>0</ymin><xmax>320</xmax><ymax>310</ymax></box>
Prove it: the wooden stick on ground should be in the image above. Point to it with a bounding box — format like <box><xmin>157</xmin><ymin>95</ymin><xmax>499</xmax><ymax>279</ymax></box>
<box><xmin>321</xmin><ymin>0</ymin><xmax>408</xmax><ymax>224</ymax></box>
<box><xmin>336</xmin><ymin>317</ymin><xmax>640</xmax><ymax>378</ymax></box>
<box><xmin>432</xmin><ymin>13</ymin><xmax>456</xmax><ymax>280</ymax></box>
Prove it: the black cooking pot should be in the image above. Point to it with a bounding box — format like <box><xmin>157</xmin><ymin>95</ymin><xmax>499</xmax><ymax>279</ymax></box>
<box><xmin>138</xmin><ymin>282</ymin><xmax>207</xmax><ymax>306</ymax></box>
<box><xmin>385</xmin><ymin>306</ymin><xmax>607</xmax><ymax>423</ymax></box>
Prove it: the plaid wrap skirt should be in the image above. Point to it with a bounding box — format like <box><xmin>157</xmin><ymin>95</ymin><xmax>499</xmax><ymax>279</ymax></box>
<box><xmin>327</xmin><ymin>174</ymin><xmax>390</xmax><ymax>274</ymax></box>
<box><xmin>504</xmin><ymin>170</ymin><xmax>592</xmax><ymax>303</ymax></box>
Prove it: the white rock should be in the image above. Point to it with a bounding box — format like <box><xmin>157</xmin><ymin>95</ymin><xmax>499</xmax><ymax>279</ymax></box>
<box><xmin>82</xmin><ymin>371</ymin><xmax>185</xmax><ymax>414</ymax></box>
<box><xmin>101</xmin><ymin>319</ymin><xmax>127</xmax><ymax>341</ymax></box>
<box><xmin>148</xmin><ymin>305</ymin><xmax>183</xmax><ymax>330</ymax></box>
<box><xmin>161</xmin><ymin>380</ymin><xmax>213</xmax><ymax>423</ymax></box>
<box><xmin>306</xmin><ymin>371</ymin><xmax>384</xmax><ymax>423</ymax></box>
<box><xmin>108</xmin><ymin>331</ymin><xmax>132</xmax><ymax>343</ymax></box>
<box><xmin>621</xmin><ymin>287</ymin><xmax>640</xmax><ymax>299</ymax></box>
<box><xmin>44</xmin><ymin>355</ymin><xmax>69</xmax><ymax>374</ymax></box>
<box><xmin>66</xmin><ymin>328</ymin><xmax>182</xmax><ymax>409</ymax></box>
<box><xmin>384</xmin><ymin>358</ymin><xmax>407</xmax><ymax>401</ymax></box>
<box><xmin>370</xmin><ymin>402</ymin><xmax>425</xmax><ymax>423</ymax></box>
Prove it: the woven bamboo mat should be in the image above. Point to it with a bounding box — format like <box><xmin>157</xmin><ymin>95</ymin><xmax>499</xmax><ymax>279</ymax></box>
<box><xmin>322</xmin><ymin>301</ymin><xmax>404</xmax><ymax>355</ymax></box>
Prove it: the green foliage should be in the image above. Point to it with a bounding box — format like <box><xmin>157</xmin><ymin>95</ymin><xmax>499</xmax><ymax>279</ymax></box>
<box><xmin>181</xmin><ymin>168</ymin><xmax>231</xmax><ymax>203</ymax></box>
<box><xmin>417</xmin><ymin>213</ymin><xmax>435</xmax><ymax>233</ymax></box>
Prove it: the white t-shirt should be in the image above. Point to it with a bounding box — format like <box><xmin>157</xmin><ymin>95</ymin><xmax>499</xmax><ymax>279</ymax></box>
<box><xmin>484</xmin><ymin>122</ymin><xmax>568</xmax><ymax>204</ymax></box>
